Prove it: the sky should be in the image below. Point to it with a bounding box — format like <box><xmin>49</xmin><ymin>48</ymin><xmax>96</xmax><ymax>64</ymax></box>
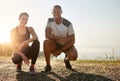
<box><xmin>0</xmin><ymin>0</ymin><xmax>120</xmax><ymax>59</ymax></box>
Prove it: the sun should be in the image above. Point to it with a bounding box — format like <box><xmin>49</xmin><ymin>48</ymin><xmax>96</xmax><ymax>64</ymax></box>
<box><xmin>0</xmin><ymin>30</ymin><xmax>10</xmax><ymax>43</ymax></box>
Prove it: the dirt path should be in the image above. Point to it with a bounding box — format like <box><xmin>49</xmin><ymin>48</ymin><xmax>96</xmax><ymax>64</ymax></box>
<box><xmin>0</xmin><ymin>57</ymin><xmax>120</xmax><ymax>81</ymax></box>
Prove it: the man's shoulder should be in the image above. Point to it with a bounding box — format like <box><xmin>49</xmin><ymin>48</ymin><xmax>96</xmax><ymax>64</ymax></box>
<box><xmin>62</xmin><ymin>18</ymin><xmax>71</xmax><ymax>27</ymax></box>
<box><xmin>48</xmin><ymin>18</ymin><xmax>54</xmax><ymax>22</ymax></box>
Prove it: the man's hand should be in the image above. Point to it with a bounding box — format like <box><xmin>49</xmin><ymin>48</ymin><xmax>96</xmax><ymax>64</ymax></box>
<box><xmin>52</xmin><ymin>50</ymin><xmax>62</xmax><ymax>57</ymax></box>
<box><xmin>56</xmin><ymin>37</ymin><xmax>70</xmax><ymax>45</ymax></box>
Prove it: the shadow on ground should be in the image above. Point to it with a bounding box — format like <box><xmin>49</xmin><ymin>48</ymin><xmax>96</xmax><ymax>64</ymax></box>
<box><xmin>16</xmin><ymin>69</ymin><xmax>113</xmax><ymax>81</ymax></box>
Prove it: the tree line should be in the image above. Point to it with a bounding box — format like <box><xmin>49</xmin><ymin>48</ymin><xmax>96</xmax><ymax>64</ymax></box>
<box><xmin>0</xmin><ymin>43</ymin><xmax>12</xmax><ymax>56</ymax></box>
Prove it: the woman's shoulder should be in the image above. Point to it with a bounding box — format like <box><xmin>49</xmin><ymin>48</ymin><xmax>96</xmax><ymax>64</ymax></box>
<box><xmin>27</xmin><ymin>26</ymin><xmax>34</xmax><ymax>30</ymax></box>
<box><xmin>27</xmin><ymin>26</ymin><xmax>34</xmax><ymax>32</ymax></box>
<box><xmin>11</xmin><ymin>27</ymin><xmax>17</xmax><ymax>33</ymax></box>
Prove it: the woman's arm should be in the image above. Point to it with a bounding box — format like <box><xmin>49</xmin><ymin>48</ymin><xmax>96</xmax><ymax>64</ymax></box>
<box><xmin>18</xmin><ymin>27</ymin><xmax>38</xmax><ymax>49</ymax></box>
<box><xmin>27</xmin><ymin>27</ymin><xmax>38</xmax><ymax>42</ymax></box>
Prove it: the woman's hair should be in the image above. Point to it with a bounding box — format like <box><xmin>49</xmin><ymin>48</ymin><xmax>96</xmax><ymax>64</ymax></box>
<box><xmin>19</xmin><ymin>12</ymin><xmax>29</xmax><ymax>19</ymax></box>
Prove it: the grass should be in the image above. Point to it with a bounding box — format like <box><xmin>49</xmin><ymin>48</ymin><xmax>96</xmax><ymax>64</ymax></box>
<box><xmin>73</xmin><ymin>59</ymin><xmax>120</xmax><ymax>63</ymax></box>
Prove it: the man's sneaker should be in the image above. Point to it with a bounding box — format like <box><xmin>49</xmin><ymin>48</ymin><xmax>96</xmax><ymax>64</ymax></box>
<box><xmin>64</xmin><ymin>59</ymin><xmax>72</xmax><ymax>69</ymax></box>
<box><xmin>29</xmin><ymin>65</ymin><xmax>35</xmax><ymax>75</ymax></box>
<box><xmin>16</xmin><ymin>63</ymin><xmax>22</xmax><ymax>72</ymax></box>
<box><xmin>44</xmin><ymin>65</ymin><xmax>51</xmax><ymax>73</ymax></box>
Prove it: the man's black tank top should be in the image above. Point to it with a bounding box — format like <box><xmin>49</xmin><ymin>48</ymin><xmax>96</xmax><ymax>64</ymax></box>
<box><xmin>15</xmin><ymin>27</ymin><xmax>30</xmax><ymax>43</ymax></box>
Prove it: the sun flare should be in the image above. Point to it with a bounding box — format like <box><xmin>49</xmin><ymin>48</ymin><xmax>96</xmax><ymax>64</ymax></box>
<box><xmin>0</xmin><ymin>30</ymin><xmax>10</xmax><ymax>43</ymax></box>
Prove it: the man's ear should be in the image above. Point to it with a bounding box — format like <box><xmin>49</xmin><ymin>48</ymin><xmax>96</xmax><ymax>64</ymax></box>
<box><xmin>60</xmin><ymin>11</ymin><xmax>63</xmax><ymax>14</ymax></box>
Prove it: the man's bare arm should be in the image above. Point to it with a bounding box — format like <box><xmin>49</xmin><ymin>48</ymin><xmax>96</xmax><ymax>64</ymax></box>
<box><xmin>60</xmin><ymin>34</ymin><xmax>75</xmax><ymax>51</ymax></box>
<box><xmin>45</xmin><ymin>27</ymin><xmax>59</xmax><ymax>40</ymax></box>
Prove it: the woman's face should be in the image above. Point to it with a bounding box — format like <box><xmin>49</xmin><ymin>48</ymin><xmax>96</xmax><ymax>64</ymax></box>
<box><xmin>19</xmin><ymin>15</ymin><xmax>28</xmax><ymax>26</ymax></box>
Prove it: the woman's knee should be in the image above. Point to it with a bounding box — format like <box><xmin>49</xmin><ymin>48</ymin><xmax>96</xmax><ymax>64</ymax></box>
<box><xmin>12</xmin><ymin>53</ymin><xmax>22</xmax><ymax>64</ymax></box>
<box><xmin>31</xmin><ymin>40</ymin><xmax>40</xmax><ymax>51</ymax></box>
<box><xmin>30</xmin><ymin>40</ymin><xmax>40</xmax><ymax>55</ymax></box>
<box><xmin>33</xmin><ymin>40</ymin><xmax>40</xmax><ymax>47</ymax></box>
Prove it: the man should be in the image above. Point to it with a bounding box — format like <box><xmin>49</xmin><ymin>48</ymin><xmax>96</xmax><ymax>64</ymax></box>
<box><xmin>11</xmin><ymin>12</ymin><xmax>40</xmax><ymax>75</ymax></box>
<box><xmin>43</xmin><ymin>5</ymin><xmax>78</xmax><ymax>73</ymax></box>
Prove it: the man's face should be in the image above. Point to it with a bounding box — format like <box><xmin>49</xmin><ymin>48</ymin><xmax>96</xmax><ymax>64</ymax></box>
<box><xmin>52</xmin><ymin>8</ymin><xmax>62</xmax><ymax>19</ymax></box>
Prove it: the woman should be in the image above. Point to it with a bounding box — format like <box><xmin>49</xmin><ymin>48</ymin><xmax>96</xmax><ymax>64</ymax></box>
<box><xmin>10</xmin><ymin>12</ymin><xmax>40</xmax><ymax>75</ymax></box>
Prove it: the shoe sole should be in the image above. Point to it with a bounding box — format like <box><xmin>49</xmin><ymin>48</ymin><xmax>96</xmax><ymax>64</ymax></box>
<box><xmin>29</xmin><ymin>71</ymin><xmax>35</xmax><ymax>75</ymax></box>
<box><xmin>41</xmin><ymin>70</ymin><xmax>51</xmax><ymax>74</ymax></box>
<box><xmin>16</xmin><ymin>69</ymin><xmax>22</xmax><ymax>72</ymax></box>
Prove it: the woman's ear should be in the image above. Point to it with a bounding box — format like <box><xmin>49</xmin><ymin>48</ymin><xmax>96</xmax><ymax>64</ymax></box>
<box><xmin>51</xmin><ymin>11</ymin><xmax>53</xmax><ymax>15</ymax></box>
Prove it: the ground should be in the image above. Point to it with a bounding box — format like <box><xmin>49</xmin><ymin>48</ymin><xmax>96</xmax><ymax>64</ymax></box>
<box><xmin>0</xmin><ymin>57</ymin><xmax>120</xmax><ymax>81</ymax></box>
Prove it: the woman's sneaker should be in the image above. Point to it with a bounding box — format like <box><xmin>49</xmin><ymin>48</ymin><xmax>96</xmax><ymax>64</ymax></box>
<box><xmin>16</xmin><ymin>63</ymin><xmax>22</xmax><ymax>72</ymax></box>
<box><xmin>29</xmin><ymin>65</ymin><xmax>35</xmax><ymax>75</ymax></box>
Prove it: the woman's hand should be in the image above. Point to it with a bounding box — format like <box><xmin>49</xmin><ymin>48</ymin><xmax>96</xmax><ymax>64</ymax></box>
<box><xmin>21</xmin><ymin>54</ymin><xmax>30</xmax><ymax>65</ymax></box>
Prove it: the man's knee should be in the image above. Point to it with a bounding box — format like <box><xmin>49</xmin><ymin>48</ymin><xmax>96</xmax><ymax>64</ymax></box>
<box><xmin>44</xmin><ymin>39</ymin><xmax>55</xmax><ymax>47</ymax></box>
<box><xmin>44</xmin><ymin>39</ymin><xmax>56</xmax><ymax>54</ymax></box>
<box><xmin>44</xmin><ymin>39</ymin><xmax>51</xmax><ymax>45</ymax></box>
<box><xmin>44</xmin><ymin>39</ymin><xmax>49</xmax><ymax>46</ymax></box>
<box><xmin>66</xmin><ymin>47</ymin><xmax>78</xmax><ymax>61</ymax></box>
<box><xmin>12</xmin><ymin>53</ymin><xmax>22</xmax><ymax>64</ymax></box>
